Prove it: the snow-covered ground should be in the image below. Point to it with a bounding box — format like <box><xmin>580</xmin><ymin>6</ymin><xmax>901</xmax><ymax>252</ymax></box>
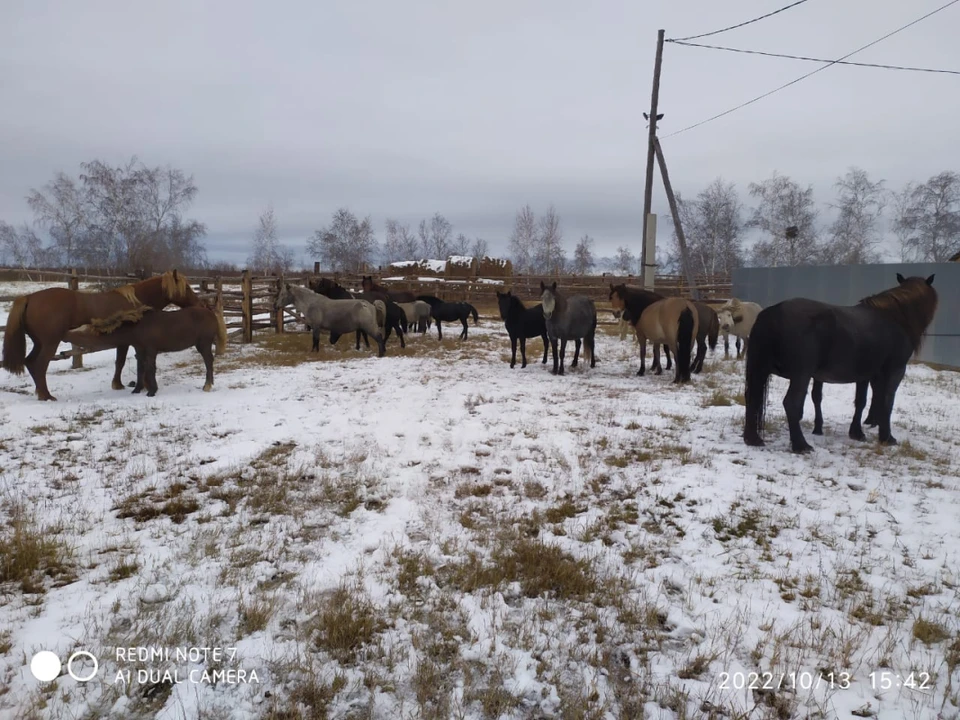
<box><xmin>1</xmin><ymin>280</ymin><xmax>959</xmax><ymax>720</ymax></box>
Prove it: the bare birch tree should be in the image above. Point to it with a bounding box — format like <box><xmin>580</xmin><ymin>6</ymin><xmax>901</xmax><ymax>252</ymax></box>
<box><xmin>248</xmin><ymin>205</ymin><xmax>293</xmax><ymax>274</ymax></box>
<box><xmin>894</xmin><ymin>171</ymin><xmax>960</xmax><ymax>262</ymax></box>
<box><xmin>614</xmin><ymin>246</ymin><xmax>635</xmax><ymax>274</ymax></box>
<box><xmin>573</xmin><ymin>235</ymin><xmax>595</xmax><ymax>275</ymax></box>
<box><xmin>508</xmin><ymin>204</ymin><xmax>537</xmax><ymax>274</ymax></box>
<box><xmin>534</xmin><ymin>203</ymin><xmax>565</xmax><ymax>274</ymax></box>
<box><xmin>470</xmin><ymin>237</ymin><xmax>489</xmax><ymax>259</ymax></box>
<box><xmin>307</xmin><ymin>208</ymin><xmax>378</xmax><ymax>272</ymax></box>
<box><xmin>823</xmin><ymin>167</ymin><xmax>885</xmax><ymax>264</ymax></box>
<box><xmin>672</xmin><ymin>178</ymin><xmax>745</xmax><ymax>275</ymax></box>
<box><xmin>748</xmin><ymin>172</ymin><xmax>821</xmax><ymax>266</ymax></box>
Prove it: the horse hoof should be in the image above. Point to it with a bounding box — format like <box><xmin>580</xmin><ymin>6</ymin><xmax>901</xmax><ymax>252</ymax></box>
<box><xmin>202</xmin><ymin>384</ymin><xmax>212</xmax><ymax>392</ymax></box>
<box><xmin>743</xmin><ymin>435</ymin><xmax>765</xmax><ymax>447</ymax></box>
<box><xmin>792</xmin><ymin>443</ymin><xmax>814</xmax><ymax>454</ymax></box>
<box><xmin>812</xmin><ymin>428</ymin><xmax>823</xmax><ymax>436</ymax></box>
<box><xmin>147</xmin><ymin>391</ymin><xmax>157</xmax><ymax>397</ymax></box>
<box><xmin>849</xmin><ymin>430</ymin><xmax>866</xmax><ymax>441</ymax></box>
<box><xmin>879</xmin><ymin>436</ymin><xmax>898</xmax><ymax>446</ymax></box>
<box><xmin>112</xmin><ymin>381</ymin><xmax>125</xmax><ymax>390</ymax></box>
<box><xmin>132</xmin><ymin>389</ymin><xmax>141</xmax><ymax>394</ymax></box>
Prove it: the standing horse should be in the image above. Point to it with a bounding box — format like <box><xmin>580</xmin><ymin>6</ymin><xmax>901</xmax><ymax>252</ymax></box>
<box><xmin>496</xmin><ymin>290</ymin><xmax>548</xmax><ymax>368</ymax></box>
<box><xmin>308</xmin><ymin>278</ymin><xmax>403</xmax><ymax>349</ymax></box>
<box><xmin>717</xmin><ymin>298</ymin><xmax>762</xmax><ymax>359</ymax></box>
<box><xmin>635</xmin><ymin>298</ymin><xmax>698</xmax><ymax>384</ymax></box>
<box><xmin>275</xmin><ymin>283</ymin><xmax>386</xmax><ymax>357</ymax></box>
<box><xmin>361</xmin><ymin>275</ymin><xmax>417</xmax><ymax>304</ymax></box>
<box><xmin>692</xmin><ymin>302</ymin><xmax>719</xmax><ymax>374</ymax></box>
<box><xmin>608</xmin><ymin>284</ymin><xmax>672</xmax><ymax>375</ymax></box>
<box><xmin>416</xmin><ymin>295</ymin><xmax>478</xmax><ymax>340</ymax></box>
<box><xmin>743</xmin><ymin>274</ymin><xmax>938</xmax><ymax>453</ymax></box>
<box><xmin>539</xmin><ymin>282</ymin><xmax>597</xmax><ymax>376</ymax></box>
<box><xmin>64</xmin><ymin>305</ymin><xmax>227</xmax><ymax>397</ymax></box>
<box><xmin>2</xmin><ymin>270</ymin><xmax>205</xmax><ymax>401</ymax></box>
<box><xmin>395</xmin><ymin>301</ymin><xmax>432</xmax><ymax>334</ymax></box>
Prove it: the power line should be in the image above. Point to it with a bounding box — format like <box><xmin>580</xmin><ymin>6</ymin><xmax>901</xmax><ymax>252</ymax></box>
<box><xmin>668</xmin><ymin>0</ymin><xmax>812</xmax><ymax>43</ymax></box>
<box><xmin>662</xmin><ymin>0</ymin><xmax>960</xmax><ymax>140</ymax></box>
<box><xmin>667</xmin><ymin>39</ymin><xmax>960</xmax><ymax>75</ymax></box>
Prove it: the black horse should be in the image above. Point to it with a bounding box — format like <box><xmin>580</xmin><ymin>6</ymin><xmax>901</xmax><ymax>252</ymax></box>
<box><xmin>496</xmin><ymin>290</ymin><xmax>548</xmax><ymax>368</ymax></box>
<box><xmin>744</xmin><ymin>274</ymin><xmax>938</xmax><ymax>453</ymax></box>
<box><xmin>308</xmin><ymin>278</ymin><xmax>406</xmax><ymax>349</ymax></box>
<box><xmin>416</xmin><ymin>295</ymin><xmax>479</xmax><ymax>340</ymax></box>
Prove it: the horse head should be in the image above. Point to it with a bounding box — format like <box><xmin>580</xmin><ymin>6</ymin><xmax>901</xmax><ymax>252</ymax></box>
<box><xmin>608</xmin><ymin>283</ymin><xmax>626</xmax><ymax>310</ymax></box>
<box><xmin>540</xmin><ymin>281</ymin><xmax>558</xmax><ymax>319</ymax></box>
<box><xmin>274</xmin><ymin>283</ymin><xmax>295</xmax><ymax>312</ymax></box>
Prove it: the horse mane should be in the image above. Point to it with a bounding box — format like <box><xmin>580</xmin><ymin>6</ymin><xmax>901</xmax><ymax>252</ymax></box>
<box><xmin>88</xmin><ymin>305</ymin><xmax>151</xmax><ymax>334</ymax></box>
<box><xmin>858</xmin><ymin>277</ymin><xmax>938</xmax><ymax>354</ymax></box>
<box><xmin>160</xmin><ymin>270</ymin><xmax>190</xmax><ymax>301</ymax></box>
<box><xmin>114</xmin><ymin>284</ymin><xmax>140</xmax><ymax>305</ymax></box>
<box><xmin>503</xmin><ymin>292</ymin><xmax>526</xmax><ymax>312</ymax></box>
<box><xmin>612</xmin><ymin>284</ymin><xmax>661</xmax><ymax>323</ymax></box>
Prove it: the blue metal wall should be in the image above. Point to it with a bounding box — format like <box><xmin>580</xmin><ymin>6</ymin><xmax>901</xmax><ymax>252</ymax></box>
<box><xmin>732</xmin><ymin>263</ymin><xmax>960</xmax><ymax>369</ymax></box>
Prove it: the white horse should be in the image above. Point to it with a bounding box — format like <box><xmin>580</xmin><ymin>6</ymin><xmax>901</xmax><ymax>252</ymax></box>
<box><xmin>396</xmin><ymin>300</ymin><xmax>432</xmax><ymax>334</ymax></box>
<box><xmin>274</xmin><ymin>283</ymin><xmax>386</xmax><ymax>357</ymax></box>
<box><xmin>717</xmin><ymin>298</ymin><xmax>763</xmax><ymax>359</ymax></box>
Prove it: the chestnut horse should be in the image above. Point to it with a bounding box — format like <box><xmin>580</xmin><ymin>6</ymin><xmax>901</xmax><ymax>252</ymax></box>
<box><xmin>2</xmin><ymin>270</ymin><xmax>204</xmax><ymax>400</ymax></box>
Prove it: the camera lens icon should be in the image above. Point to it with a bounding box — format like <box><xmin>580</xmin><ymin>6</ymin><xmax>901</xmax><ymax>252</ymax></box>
<box><xmin>30</xmin><ymin>651</ymin><xmax>98</xmax><ymax>683</ymax></box>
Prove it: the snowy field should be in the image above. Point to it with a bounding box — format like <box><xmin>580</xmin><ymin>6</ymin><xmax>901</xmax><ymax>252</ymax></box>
<box><xmin>1</xmin><ymin>280</ymin><xmax>960</xmax><ymax>720</ymax></box>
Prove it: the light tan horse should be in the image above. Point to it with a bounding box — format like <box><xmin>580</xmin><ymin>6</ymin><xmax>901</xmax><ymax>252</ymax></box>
<box><xmin>717</xmin><ymin>298</ymin><xmax>763</xmax><ymax>359</ymax></box>
<box><xmin>636</xmin><ymin>297</ymin><xmax>699</xmax><ymax>383</ymax></box>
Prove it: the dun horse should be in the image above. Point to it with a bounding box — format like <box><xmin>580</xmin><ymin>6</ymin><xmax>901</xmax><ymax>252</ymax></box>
<box><xmin>608</xmin><ymin>284</ymin><xmax>672</xmax><ymax>375</ymax></box>
<box><xmin>64</xmin><ymin>305</ymin><xmax>227</xmax><ymax>397</ymax></box>
<box><xmin>743</xmin><ymin>274</ymin><xmax>938</xmax><ymax>453</ymax></box>
<box><xmin>496</xmin><ymin>290</ymin><xmax>548</xmax><ymax>368</ymax></box>
<box><xmin>276</xmin><ymin>283</ymin><xmax>386</xmax><ymax>357</ymax></box>
<box><xmin>717</xmin><ymin>298</ymin><xmax>762</xmax><ymax>359</ymax></box>
<box><xmin>635</xmin><ymin>298</ymin><xmax>698</xmax><ymax>384</ymax></box>
<box><xmin>2</xmin><ymin>270</ymin><xmax>205</xmax><ymax>400</ymax></box>
<box><xmin>540</xmin><ymin>282</ymin><xmax>597</xmax><ymax>375</ymax></box>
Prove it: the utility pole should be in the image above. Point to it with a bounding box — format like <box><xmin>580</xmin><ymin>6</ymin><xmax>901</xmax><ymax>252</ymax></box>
<box><xmin>640</xmin><ymin>29</ymin><xmax>665</xmax><ymax>290</ymax></box>
<box><xmin>653</xmin><ymin>137</ymin><xmax>700</xmax><ymax>301</ymax></box>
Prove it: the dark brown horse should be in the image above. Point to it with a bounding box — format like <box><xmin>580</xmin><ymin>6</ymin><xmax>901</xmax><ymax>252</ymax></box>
<box><xmin>64</xmin><ymin>305</ymin><xmax>227</xmax><ymax>397</ymax></box>
<box><xmin>361</xmin><ymin>275</ymin><xmax>417</xmax><ymax>304</ymax></box>
<box><xmin>2</xmin><ymin>270</ymin><xmax>204</xmax><ymax>400</ymax></box>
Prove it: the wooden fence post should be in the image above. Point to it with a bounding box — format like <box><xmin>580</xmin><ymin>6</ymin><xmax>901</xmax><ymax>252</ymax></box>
<box><xmin>69</xmin><ymin>268</ymin><xmax>83</xmax><ymax>368</ymax></box>
<box><xmin>241</xmin><ymin>270</ymin><xmax>253</xmax><ymax>344</ymax></box>
<box><xmin>275</xmin><ymin>275</ymin><xmax>285</xmax><ymax>333</ymax></box>
<box><xmin>215</xmin><ymin>276</ymin><xmax>223</xmax><ymax>311</ymax></box>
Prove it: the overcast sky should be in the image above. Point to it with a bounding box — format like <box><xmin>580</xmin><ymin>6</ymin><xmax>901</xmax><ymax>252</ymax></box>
<box><xmin>1</xmin><ymin>0</ymin><xmax>958</xmax><ymax>265</ymax></box>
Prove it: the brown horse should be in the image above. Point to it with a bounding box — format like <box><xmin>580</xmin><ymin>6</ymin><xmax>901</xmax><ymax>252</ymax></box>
<box><xmin>2</xmin><ymin>270</ymin><xmax>205</xmax><ymax>400</ymax></box>
<box><xmin>608</xmin><ymin>283</ymin><xmax>672</xmax><ymax>375</ymax></box>
<box><xmin>636</xmin><ymin>297</ymin><xmax>699</xmax><ymax>384</ymax></box>
<box><xmin>692</xmin><ymin>301</ymin><xmax>719</xmax><ymax>374</ymax></box>
<box><xmin>360</xmin><ymin>275</ymin><xmax>417</xmax><ymax>304</ymax></box>
<box><xmin>64</xmin><ymin>305</ymin><xmax>227</xmax><ymax>397</ymax></box>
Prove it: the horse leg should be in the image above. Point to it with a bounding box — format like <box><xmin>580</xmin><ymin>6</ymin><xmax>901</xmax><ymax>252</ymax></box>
<box><xmin>737</xmin><ymin>336</ymin><xmax>745</xmax><ymax>360</ymax></box>
<box><xmin>460</xmin><ymin>318</ymin><xmax>468</xmax><ymax>340</ymax></box>
<box><xmin>723</xmin><ymin>332</ymin><xmax>730</xmax><ymax>358</ymax></box>
<box><xmin>864</xmin><ymin>382</ymin><xmax>881</xmax><ymax>427</ymax></box>
<box><xmin>397</xmin><ymin>321</ymin><xmax>406</xmax><ymax>348</ymax></box>
<box><xmin>198</xmin><ymin>343</ymin><xmax>214</xmax><ymax>391</ymax></box>
<box><xmin>693</xmin><ymin>339</ymin><xmax>706</xmax><ymax>374</ymax></box>
<box><xmin>113</xmin><ymin>345</ymin><xmax>130</xmax><ymax>390</ymax></box>
<box><xmin>848</xmin><ymin>381</ymin><xmax>869</xmax><ymax>441</ymax></box>
<box><xmin>376</xmin><ymin>333</ymin><xmax>386</xmax><ymax>358</ymax></box>
<box><xmin>145</xmin><ymin>354</ymin><xmax>159</xmax><ymax>397</ymax></box>
<box><xmin>509</xmin><ymin>335</ymin><xmax>518</xmax><ymax>368</ymax></box>
<box><xmin>663</xmin><ymin>344</ymin><xmax>672</xmax><ymax>371</ymax></box>
<box><xmin>541</xmin><ymin>333</ymin><xmax>549</xmax><ymax>364</ymax></box>
<box><xmin>312</xmin><ymin>328</ymin><xmax>321</xmax><ymax>352</ymax></box>
<box><xmin>519</xmin><ymin>336</ymin><xmax>528</xmax><ymax>368</ymax></box>
<box><xmin>132</xmin><ymin>351</ymin><xmax>145</xmax><ymax>394</ymax></box>
<box><xmin>558</xmin><ymin>338</ymin><xmax>567</xmax><ymax>376</ymax></box>
<box><xmin>784</xmin><ymin>377</ymin><xmax>814</xmax><ymax>453</ymax></box>
<box><xmin>550</xmin><ymin>336</ymin><xmax>559</xmax><ymax>375</ymax></box>
<box><xmin>877</xmin><ymin>367</ymin><xmax>906</xmax><ymax>446</ymax></box>
<box><xmin>571</xmin><ymin>338</ymin><xmax>581</xmax><ymax>367</ymax></box>
<box><xmin>811</xmin><ymin>380</ymin><xmax>824</xmax><ymax>435</ymax></box>
<box><xmin>637</xmin><ymin>333</ymin><xmax>646</xmax><ymax>376</ymax></box>
<box><xmin>330</xmin><ymin>332</ymin><xmax>341</xmax><ymax>345</ymax></box>
<box><xmin>436</xmin><ymin>320</ymin><xmax>442</xmax><ymax>340</ymax></box>
<box><xmin>652</xmin><ymin>343</ymin><xmax>663</xmax><ymax>376</ymax></box>
<box><xmin>25</xmin><ymin>342</ymin><xmax>59</xmax><ymax>401</ymax></box>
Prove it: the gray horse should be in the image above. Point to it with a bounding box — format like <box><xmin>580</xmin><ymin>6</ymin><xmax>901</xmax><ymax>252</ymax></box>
<box><xmin>274</xmin><ymin>283</ymin><xmax>386</xmax><ymax>357</ymax></box>
<box><xmin>540</xmin><ymin>281</ymin><xmax>597</xmax><ymax>375</ymax></box>
<box><xmin>396</xmin><ymin>300</ymin><xmax>432</xmax><ymax>334</ymax></box>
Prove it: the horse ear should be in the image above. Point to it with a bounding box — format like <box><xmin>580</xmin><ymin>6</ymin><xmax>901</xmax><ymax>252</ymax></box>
<box><xmin>609</xmin><ymin>283</ymin><xmax>614</xmax><ymax>291</ymax></box>
<box><xmin>550</xmin><ymin>281</ymin><xmax>557</xmax><ymax>292</ymax></box>
<box><xmin>926</xmin><ymin>274</ymin><xmax>935</xmax><ymax>285</ymax></box>
<box><xmin>540</xmin><ymin>281</ymin><xmax>546</xmax><ymax>291</ymax></box>
<box><xmin>896</xmin><ymin>273</ymin><xmax>906</xmax><ymax>284</ymax></box>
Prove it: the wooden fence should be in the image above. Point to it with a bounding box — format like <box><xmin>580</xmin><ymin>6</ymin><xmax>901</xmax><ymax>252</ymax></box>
<box><xmin>1</xmin><ymin>269</ymin><xmax>733</xmax><ymax>360</ymax></box>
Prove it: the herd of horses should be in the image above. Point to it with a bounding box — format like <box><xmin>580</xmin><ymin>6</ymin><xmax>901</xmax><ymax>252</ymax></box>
<box><xmin>0</xmin><ymin>271</ymin><xmax>939</xmax><ymax>454</ymax></box>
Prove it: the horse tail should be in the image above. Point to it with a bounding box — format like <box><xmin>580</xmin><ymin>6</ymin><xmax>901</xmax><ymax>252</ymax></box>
<box><xmin>676</xmin><ymin>306</ymin><xmax>694</xmax><ymax>381</ymax></box>
<box><xmin>469</xmin><ymin>303</ymin><xmax>478</xmax><ymax>325</ymax></box>
<box><xmin>708</xmin><ymin>311</ymin><xmax>719</xmax><ymax>351</ymax></box>
<box><xmin>374</xmin><ymin>300</ymin><xmax>386</xmax><ymax>332</ymax></box>
<box><xmin>743</xmin><ymin>307</ymin><xmax>775</xmax><ymax>447</ymax></box>
<box><xmin>214</xmin><ymin>300</ymin><xmax>227</xmax><ymax>356</ymax></box>
<box><xmin>1</xmin><ymin>295</ymin><xmax>28</xmax><ymax>375</ymax></box>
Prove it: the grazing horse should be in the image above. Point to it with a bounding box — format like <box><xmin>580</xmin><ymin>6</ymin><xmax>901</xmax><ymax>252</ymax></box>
<box><xmin>64</xmin><ymin>305</ymin><xmax>227</xmax><ymax>397</ymax></box>
<box><xmin>416</xmin><ymin>295</ymin><xmax>478</xmax><ymax>340</ymax></box>
<box><xmin>635</xmin><ymin>298</ymin><xmax>698</xmax><ymax>384</ymax></box>
<box><xmin>717</xmin><ymin>298</ymin><xmax>762</xmax><ymax>359</ymax></box>
<box><xmin>496</xmin><ymin>290</ymin><xmax>548</xmax><ymax>369</ymax></box>
<box><xmin>2</xmin><ymin>270</ymin><xmax>205</xmax><ymax>401</ymax></box>
<box><xmin>275</xmin><ymin>283</ymin><xmax>386</xmax><ymax>357</ymax></box>
<box><xmin>743</xmin><ymin>274</ymin><xmax>938</xmax><ymax>453</ymax></box>
<box><xmin>539</xmin><ymin>281</ymin><xmax>597</xmax><ymax>376</ymax></box>
<box><xmin>307</xmin><ymin>278</ymin><xmax>404</xmax><ymax>349</ymax></box>
<box><xmin>361</xmin><ymin>275</ymin><xmax>417</xmax><ymax>304</ymax></box>
<box><xmin>692</xmin><ymin>302</ymin><xmax>719</xmax><ymax>374</ymax></box>
<box><xmin>396</xmin><ymin>301</ymin><xmax>432</xmax><ymax>334</ymax></box>
<box><xmin>608</xmin><ymin>283</ymin><xmax>672</xmax><ymax>375</ymax></box>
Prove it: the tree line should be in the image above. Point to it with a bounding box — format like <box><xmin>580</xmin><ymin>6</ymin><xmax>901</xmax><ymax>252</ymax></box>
<box><xmin>3</xmin><ymin>158</ymin><xmax>959</xmax><ymax>276</ymax></box>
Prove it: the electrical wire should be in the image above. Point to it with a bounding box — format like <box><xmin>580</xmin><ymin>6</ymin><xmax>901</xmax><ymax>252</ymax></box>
<box><xmin>668</xmin><ymin>0</ymin><xmax>812</xmax><ymax>42</ymax></box>
<box><xmin>666</xmin><ymin>40</ymin><xmax>960</xmax><ymax>75</ymax></box>
<box><xmin>662</xmin><ymin>0</ymin><xmax>960</xmax><ymax>140</ymax></box>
